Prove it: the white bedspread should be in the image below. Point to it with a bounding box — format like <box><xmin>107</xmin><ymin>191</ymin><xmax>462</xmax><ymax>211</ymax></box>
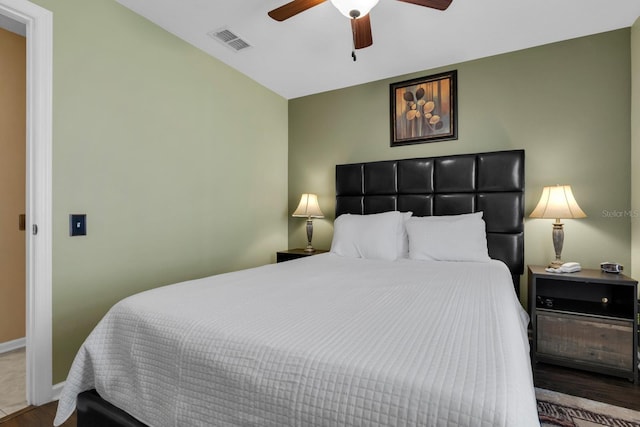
<box><xmin>54</xmin><ymin>254</ymin><xmax>540</xmax><ymax>426</ymax></box>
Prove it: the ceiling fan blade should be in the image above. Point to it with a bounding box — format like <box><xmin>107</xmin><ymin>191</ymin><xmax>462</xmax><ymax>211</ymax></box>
<box><xmin>351</xmin><ymin>14</ymin><xmax>373</xmax><ymax>49</ymax></box>
<box><xmin>396</xmin><ymin>0</ymin><xmax>452</xmax><ymax>11</ymax></box>
<box><xmin>268</xmin><ymin>0</ymin><xmax>327</xmax><ymax>21</ymax></box>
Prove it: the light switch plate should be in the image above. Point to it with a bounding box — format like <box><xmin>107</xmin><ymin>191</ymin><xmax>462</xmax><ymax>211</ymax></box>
<box><xmin>70</xmin><ymin>214</ymin><xmax>86</xmax><ymax>236</ymax></box>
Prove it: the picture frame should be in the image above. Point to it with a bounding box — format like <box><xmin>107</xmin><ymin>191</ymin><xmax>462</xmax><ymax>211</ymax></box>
<box><xmin>390</xmin><ymin>70</ymin><xmax>457</xmax><ymax>146</ymax></box>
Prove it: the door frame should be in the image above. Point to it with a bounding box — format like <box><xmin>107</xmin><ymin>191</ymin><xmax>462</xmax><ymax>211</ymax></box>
<box><xmin>0</xmin><ymin>0</ymin><xmax>52</xmax><ymax>405</ymax></box>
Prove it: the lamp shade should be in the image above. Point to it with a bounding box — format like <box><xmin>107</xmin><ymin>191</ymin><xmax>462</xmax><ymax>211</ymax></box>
<box><xmin>330</xmin><ymin>0</ymin><xmax>379</xmax><ymax>18</ymax></box>
<box><xmin>529</xmin><ymin>185</ymin><xmax>587</xmax><ymax>220</ymax></box>
<box><xmin>292</xmin><ymin>193</ymin><xmax>324</xmax><ymax>218</ymax></box>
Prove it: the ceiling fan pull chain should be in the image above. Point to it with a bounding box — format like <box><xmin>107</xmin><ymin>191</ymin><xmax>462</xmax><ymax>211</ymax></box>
<box><xmin>351</xmin><ymin>24</ymin><xmax>357</xmax><ymax>61</ymax></box>
<box><xmin>350</xmin><ymin>14</ymin><xmax>358</xmax><ymax>61</ymax></box>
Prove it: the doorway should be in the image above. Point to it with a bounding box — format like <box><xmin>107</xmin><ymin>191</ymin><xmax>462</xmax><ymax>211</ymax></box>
<box><xmin>0</xmin><ymin>20</ymin><xmax>27</xmax><ymax>417</ymax></box>
<box><xmin>0</xmin><ymin>0</ymin><xmax>52</xmax><ymax>407</ymax></box>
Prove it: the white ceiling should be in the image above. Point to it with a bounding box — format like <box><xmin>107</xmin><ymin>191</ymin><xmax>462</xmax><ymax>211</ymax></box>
<box><xmin>115</xmin><ymin>0</ymin><xmax>640</xmax><ymax>99</ymax></box>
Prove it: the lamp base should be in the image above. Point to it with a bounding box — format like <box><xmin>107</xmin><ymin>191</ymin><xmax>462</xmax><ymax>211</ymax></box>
<box><xmin>304</xmin><ymin>219</ymin><xmax>315</xmax><ymax>253</ymax></box>
<box><xmin>550</xmin><ymin>221</ymin><xmax>565</xmax><ymax>269</ymax></box>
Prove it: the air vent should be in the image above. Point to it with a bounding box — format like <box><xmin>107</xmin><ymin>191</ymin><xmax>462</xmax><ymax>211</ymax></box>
<box><xmin>208</xmin><ymin>27</ymin><xmax>252</xmax><ymax>52</ymax></box>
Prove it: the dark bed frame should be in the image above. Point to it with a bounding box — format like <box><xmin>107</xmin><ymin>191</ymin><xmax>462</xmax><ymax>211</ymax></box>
<box><xmin>75</xmin><ymin>149</ymin><xmax>525</xmax><ymax>426</ymax></box>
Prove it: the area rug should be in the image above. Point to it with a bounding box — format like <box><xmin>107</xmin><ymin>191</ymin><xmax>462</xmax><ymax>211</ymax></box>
<box><xmin>536</xmin><ymin>388</ymin><xmax>640</xmax><ymax>426</ymax></box>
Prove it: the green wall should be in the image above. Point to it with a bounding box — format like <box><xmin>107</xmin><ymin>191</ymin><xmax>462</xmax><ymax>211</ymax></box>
<box><xmin>289</xmin><ymin>29</ymin><xmax>632</xmax><ymax>300</ymax></box>
<box><xmin>31</xmin><ymin>0</ymin><xmax>289</xmax><ymax>383</ymax></box>
<box><xmin>632</xmin><ymin>17</ymin><xmax>640</xmax><ymax>278</ymax></box>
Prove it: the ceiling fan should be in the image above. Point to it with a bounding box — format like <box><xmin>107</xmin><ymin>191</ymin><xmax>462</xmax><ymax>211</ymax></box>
<box><xmin>268</xmin><ymin>0</ymin><xmax>452</xmax><ymax>60</ymax></box>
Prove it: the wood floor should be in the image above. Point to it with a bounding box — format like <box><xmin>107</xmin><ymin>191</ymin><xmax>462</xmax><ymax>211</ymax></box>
<box><xmin>0</xmin><ymin>362</ymin><xmax>638</xmax><ymax>426</ymax></box>
<box><xmin>0</xmin><ymin>401</ymin><xmax>75</xmax><ymax>427</ymax></box>
<box><xmin>533</xmin><ymin>361</ymin><xmax>640</xmax><ymax>411</ymax></box>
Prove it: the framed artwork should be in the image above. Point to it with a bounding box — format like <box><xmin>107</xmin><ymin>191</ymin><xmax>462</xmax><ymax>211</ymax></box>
<box><xmin>390</xmin><ymin>70</ymin><xmax>457</xmax><ymax>146</ymax></box>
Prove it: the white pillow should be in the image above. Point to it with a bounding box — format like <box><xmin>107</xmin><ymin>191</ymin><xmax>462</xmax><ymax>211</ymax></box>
<box><xmin>331</xmin><ymin>211</ymin><xmax>413</xmax><ymax>261</ymax></box>
<box><xmin>406</xmin><ymin>212</ymin><xmax>491</xmax><ymax>262</ymax></box>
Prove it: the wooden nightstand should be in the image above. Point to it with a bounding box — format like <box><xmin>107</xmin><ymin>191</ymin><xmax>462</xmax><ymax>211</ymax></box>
<box><xmin>528</xmin><ymin>265</ymin><xmax>638</xmax><ymax>383</ymax></box>
<box><xmin>276</xmin><ymin>248</ymin><xmax>329</xmax><ymax>263</ymax></box>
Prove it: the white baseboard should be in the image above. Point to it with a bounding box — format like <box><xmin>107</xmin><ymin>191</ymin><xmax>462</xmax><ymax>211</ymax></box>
<box><xmin>0</xmin><ymin>337</ymin><xmax>26</xmax><ymax>354</ymax></box>
<box><xmin>52</xmin><ymin>381</ymin><xmax>65</xmax><ymax>401</ymax></box>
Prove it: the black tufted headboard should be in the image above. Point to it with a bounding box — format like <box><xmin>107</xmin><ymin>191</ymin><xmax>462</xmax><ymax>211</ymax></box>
<box><xmin>335</xmin><ymin>150</ymin><xmax>525</xmax><ymax>295</ymax></box>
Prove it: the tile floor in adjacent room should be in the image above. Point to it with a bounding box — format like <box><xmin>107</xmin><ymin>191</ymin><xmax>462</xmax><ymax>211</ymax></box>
<box><xmin>0</xmin><ymin>348</ymin><xmax>28</xmax><ymax>417</ymax></box>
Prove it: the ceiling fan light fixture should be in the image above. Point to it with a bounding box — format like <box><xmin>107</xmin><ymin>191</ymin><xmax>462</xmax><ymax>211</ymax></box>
<box><xmin>267</xmin><ymin>0</ymin><xmax>451</xmax><ymax>56</ymax></box>
<box><xmin>330</xmin><ymin>0</ymin><xmax>379</xmax><ymax>19</ymax></box>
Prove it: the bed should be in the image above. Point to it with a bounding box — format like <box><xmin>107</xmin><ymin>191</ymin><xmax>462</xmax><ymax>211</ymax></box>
<box><xmin>54</xmin><ymin>149</ymin><xmax>539</xmax><ymax>427</ymax></box>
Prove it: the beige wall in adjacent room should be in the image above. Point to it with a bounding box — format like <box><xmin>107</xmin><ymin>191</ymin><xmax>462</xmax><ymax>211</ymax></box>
<box><xmin>631</xmin><ymin>17</ymin><xmax>640</xmax><ymax>283</ymax></box>
<box><xmin>30</xmin><ymin>0</ymin><xmax>289</xmax><ymax>383</ymax></box>
<box><xmin>289</xmin><ymin>29</ymin><xmax>632</xmax><ymax>301</ymax></box>
<box><xmin>0</xmin><ymin>27</ymin><xmax>26</xmax><ymax>344</ymax></box>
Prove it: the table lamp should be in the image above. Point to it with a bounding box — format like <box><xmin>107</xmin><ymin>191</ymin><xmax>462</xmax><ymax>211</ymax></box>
<box><xmin>530</xmin><ymin>185</ymin><xmax>586</xmax><ymax>267</ymax></box>
<box><xmin>292</xmin><ymin>193</ymin><xmax>324</xmax><ymax>253</ymax></box>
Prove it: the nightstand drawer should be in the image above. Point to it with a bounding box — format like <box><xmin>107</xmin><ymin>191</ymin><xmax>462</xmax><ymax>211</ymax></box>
<box><xmin>537</xmin><ymin>311</ymin><xmax>633</xmax><ymax>370</ymax></box>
